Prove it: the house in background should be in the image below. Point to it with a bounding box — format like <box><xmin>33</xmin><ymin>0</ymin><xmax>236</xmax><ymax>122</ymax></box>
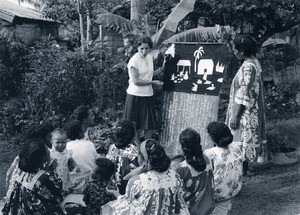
<box><xmin>0</xmin><ymin>0</ymin><xmax>59</xmax><ymax>44</ymax></box>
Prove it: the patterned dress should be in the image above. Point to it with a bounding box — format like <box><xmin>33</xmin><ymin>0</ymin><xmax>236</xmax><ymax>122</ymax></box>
<box><xmin>2</xmin><ymin>169</ymin><xmax>65</xmax><ymax>215</ymax></box>
<box><xmin>106</xmin><ymin>169</ymin><xmax>190</xmax><ymax>215</ymax></box>
<box><xmin>204</xmin><ymin>142</ymin><xmax>243</xmax><ymax>202</ymax></box>
<box><xmin>83</xmin><ymin>180</ymin><xmax>116</xmax><ymax>215</ymax></box>
<box><xmin>225</xmin><ymin>58</ymin><xmax>266</xmax><ymax>162</ymax></box>
<box><xmin>175</xmin><ymin>157</ymin><xmax>215</xmax><ymax>215</ymax></box>
<box><xmin>106</xmin><ymin>144</ymin><xmax>139</xmax><ymax>195</ymax></box>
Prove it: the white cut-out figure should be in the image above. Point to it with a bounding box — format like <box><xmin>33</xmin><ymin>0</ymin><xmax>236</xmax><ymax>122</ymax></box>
<box><xmin>171</xmin><ymin>74</ymin><xmax>175</xmax><ymax>81</ymax></box>
<box><xmin>165</xmin><ymin>44</ymin><xmax>175</xmax><ymax>58</ymax></box>
<box><xmin>192</xmin><ymin>83</ymin><xmax>198</xmax><ymax>92</ymax></box>
<box><xmin>217</xmin><ymin>78</ymin><xmax>223</xmax><ymax>83</ymax></box>
<box><xmin>216</xmin><ymin>61</ymin><xmax>225</xmax><ymax>73</ymax></box>
<box><xmin>177</xmin><ymin>60</ymin><xmax>191</xmax><ymax>75</ymax></box>
<box><xmin>193</xmin><ymin>46</ymin><xmax>204</xmax><ymax>72</ymax></box>
<box><xmin>183</xmin><ymin>72</ymin><xmax>189</xmax><ymax>80</ymax></box>
<box><xmin>197</xmin><ymin>79</ymin><xmax>202</xmax><ymax>84</ymax></box>
<box><xmin>174</xmin><ymin>79</ymin><xmax>178</xmax><ymax>83</ymax></box>
<box><xmin>207</xmin><ymin>84</ymin><xmax>215</xmax><ymax>90</ymax></box>
<box><xmin>197</xmin><ymin>59</ymin><xmax>214</xmax><ymax>76</ymax></box>
<box><xmin>179</xmin><ymin>71</ymin><xmax>184</xmax><ymax>77</ymax></box>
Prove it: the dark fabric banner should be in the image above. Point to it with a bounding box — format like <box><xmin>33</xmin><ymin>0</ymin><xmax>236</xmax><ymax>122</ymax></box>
<box><xmin>163</xmin><ymin>43</ymin><xmax>228</xmax><ymax>96</ymax></box>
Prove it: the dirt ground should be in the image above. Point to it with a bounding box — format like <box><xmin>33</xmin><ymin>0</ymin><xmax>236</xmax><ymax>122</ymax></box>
<box><xmin>231</xmin><ymin>160</ymin><xmax>300</xmax><ymax>215</ymax></box>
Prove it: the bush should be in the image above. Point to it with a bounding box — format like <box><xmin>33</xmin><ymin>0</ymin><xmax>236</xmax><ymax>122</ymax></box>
<box><xmin>0</xmin><ymin>28</ymin><xmax>29</xmax><ymax>99</ymax></box>
<box><xmin>0</xmin><ymin>37</ymin><xmax>128</xmax><ymax>143</ymax></box>
<box><xmin>266</xmin><ymin>118</ymin><xmax>300</xmax><ymax>153</ymax></box>
<box><xmin>265</xmin><ymin>83</ymin><xmax>300</xmax><ymax>121</ymax></box>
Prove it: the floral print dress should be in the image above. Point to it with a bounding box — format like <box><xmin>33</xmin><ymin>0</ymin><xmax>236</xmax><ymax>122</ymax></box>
<box><xmin>204</xmin><ymin>142</ymin><xmax>243</xmax><ymax>202</ymax></box>
<box><xmin>225</xmin><ymin>58</ymin><xmax>266</xmax><ymax>162</ymax></box>
<box><xmin>83</xmin><ymin>180</ymin><xmax>116</xmax><ymax>215</ymax></box>
<box><xmin>106</xmin><ymin>169</ymin><xmax>190</xmax><ymax>215</ymax></box>
<box><xmin>2</xmin><ymin>169</ymin><xmax>65</xmax><ymax>215</ymax></box>
<box><xmin>106</xmin><ymin>144</ymin><xmax>139</xmax><ymax>194</ymax></box>
<box><xmin>175</xmin><ymin>156</ymin><xmax>215</xmax><ymax>215</ymax></box>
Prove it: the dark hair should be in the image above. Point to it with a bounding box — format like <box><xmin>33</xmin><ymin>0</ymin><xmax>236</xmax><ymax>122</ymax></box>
<box><xmin>92</xmin><ymin>158</ymin><xmax>115</xmax><ymax>180</ymax></box>
<box><xmin>72</xmin><ymin>105</ymin><xmax>90</xmax><ymax>122</ymax></box>
<box><xmin>145</xmin><ymin>139</ymin><xmax>171</xmax><ymax>173</ymax></box>
<box><xmin>179</xmin><ymin>128</ymin><xmax>206</xmax><ymax>172</ymax></box>
<box><xmin>66</xmin><ymin>120</ymin><xmax>84</xmax><ymax>140</ymax></box>
<box><xmin>26</xmin><ymin>123</ymin><xmax>54</xmax><ymax>140</ymax></box>
<box><xmin>207</xmin><ymin>121</ymin><xmax>233</xmax><ymax>148</ymax></box>
<box><xmin>233</xmin><ymin>35</ymin><xmax>259</xmax><ymax>57</ymax></box>
<box><xmin>136</xmin><ymin>36</ymin><xmax>153</xmax><ymax>49</ymax></box>
<box><xmin>114</xmin><ymin>119</ymin><xmax>135</xmax><ymax>149</ymax></box>
<box><xmin>19</xmin><ymin>138</ymin><xmax>48</xmax><ymax>173</ymax></box>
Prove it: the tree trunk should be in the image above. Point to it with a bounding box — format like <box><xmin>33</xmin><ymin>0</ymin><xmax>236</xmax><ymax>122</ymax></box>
<box><xmin>77</xmin><ymin>0</ymin><xmax>85</xmax><ymax>52</ymax></box>
<box><xmin>87</xmin><ymin>10</ymin><xmax>92</xmax><ymax>42</ymax></box>
<box><xmin>130</xmin><ymin>0</ymin><xmax>145</xmax><ymax>23</ymax></box>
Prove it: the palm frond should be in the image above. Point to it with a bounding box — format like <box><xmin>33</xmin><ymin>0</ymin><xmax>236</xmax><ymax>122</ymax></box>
<box><xmin>152</xmin><ymin>0</ymin><xmax>196</xmax><ymax>46</ymax></box>
<box><xmin>95</xmin><ymin>13</ymin><xmax>137</xmax><ymax>35</ymax></box>
<box><xmin>162</xmin><ymin>26</ymin><xmax>233</xmax><ymax>44</ymax></box>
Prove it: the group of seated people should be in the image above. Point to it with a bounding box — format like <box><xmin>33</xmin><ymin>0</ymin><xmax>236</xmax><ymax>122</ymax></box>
<box><xmin>2</xmin><ymin>105</ymin><xmax>243</xmax><ymax>215</ymax></box>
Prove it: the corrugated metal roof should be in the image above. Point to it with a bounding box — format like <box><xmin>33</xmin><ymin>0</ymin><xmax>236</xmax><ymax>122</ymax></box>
<box><xmin>0</xmin><ymin>0</ymin><xmax>57</xmax><ymax>23</ymax></box>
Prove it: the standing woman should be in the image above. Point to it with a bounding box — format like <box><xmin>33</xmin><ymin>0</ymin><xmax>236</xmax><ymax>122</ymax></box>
<box><xmin>124</xmin><ymin>36</ymin><xmax>165</xmax><ymax>140</ymax></box>
<box><xmin>225</xmin><ymin>35</ymin><xmax>266</xmax><ymax>176</ymax></box>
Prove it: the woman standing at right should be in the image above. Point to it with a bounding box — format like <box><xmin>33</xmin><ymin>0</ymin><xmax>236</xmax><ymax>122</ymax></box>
<box><xmin>225</xmin><ymin>35</ymin><xmax>266</xmax><ymax>176</ymax></box>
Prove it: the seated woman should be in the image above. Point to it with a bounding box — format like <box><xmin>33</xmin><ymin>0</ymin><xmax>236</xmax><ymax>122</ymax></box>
<box><xmin>204</xmin><ymin>122</ymin><xmax>243</xmax><ymax>215</ymax></box>
<box><xmin>2</xmin><ymin>138</ymin><xmax>65</xmax><ymax>215</ymax></box>
<box><xmin>106</xmin><ymin>119</ymin><xmax>139</xmax><ymax>195</ymax></box>
<box><xmin>64</xmin><ymin>120</ymin><xmax>99</xmax><ymax>214</ymax></box>
<box><xmin>71</xmin><ymin>105</ymin><xmax>95</xmax><ymax>140</ymax></box>
<box><xmin>5</xmin><ymin>123</ymin><xmax>54</xmax><ymax>203</ymax></box>
<box><xmin>105</xmin><ymin>139</ymin><xmax>190</xmax><ymax>215</ymax></box>
<box><xmin>175</xmin><ymin>128</ymin><xmax>215</xmax><ymax>215</ymax></box>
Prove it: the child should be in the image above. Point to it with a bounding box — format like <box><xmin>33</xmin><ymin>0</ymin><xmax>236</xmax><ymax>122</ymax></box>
<box><xmin>50</xmin><ymin>129</ymin><xmax>80</xmax><ymax>193</ymax></box>
<box><xmin>106</xmin><ymin>119</ymin><xmax>139</xmax><ymax>195</ymax></box>
<box><xmin>204</xmin><ymin>121</ymin><xmax>243</xmax><ymax>215</ymax></box>
<box><xmin>175</xmin><ymin>128</ymin><xmax>215</xmax><ymax>215</ymax></box>
<box><xmin>83</xmin><ymin>158</ymin><xmax>116</xmax><ymax>215</ymax></box>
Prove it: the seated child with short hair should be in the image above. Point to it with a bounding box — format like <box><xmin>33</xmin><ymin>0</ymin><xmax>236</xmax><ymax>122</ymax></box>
<box><xmin>50</xmin><ymin>129</ymin><xmax>80</xmax><ymax>193</ymax></box>
<box><xmin>83</xmin><ymin>158</ymin><xmax>116</xmax><ymax>215</ymax></box>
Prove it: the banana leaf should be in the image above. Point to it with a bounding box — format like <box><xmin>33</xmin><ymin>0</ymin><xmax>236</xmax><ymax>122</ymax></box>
<box><xmin>95</xmin><ymin>13</ymin><xmax>137</xmax><ymax>35</ymax></box>
<box><xmin>152</xmin><ymin>0</ymin><xmax>196</xmax><ymax>46</ymax></box>
<box><xmin>162</xmin><ymin>25</ymin><xmax>233</xmax><ymax>44</ymax></box>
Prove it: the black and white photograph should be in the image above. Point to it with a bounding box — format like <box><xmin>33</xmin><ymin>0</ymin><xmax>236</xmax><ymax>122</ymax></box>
<box><xmin>0</xmin><ymin>0</ymin><xmax>300</xmax><ymax>214</ymax></box>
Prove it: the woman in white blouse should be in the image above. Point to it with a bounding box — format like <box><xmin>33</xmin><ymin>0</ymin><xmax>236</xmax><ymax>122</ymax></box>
<box><xmin>123</xmin><ymin>36</ymin><xmax>165</xmax><ymax>140</ymax></box>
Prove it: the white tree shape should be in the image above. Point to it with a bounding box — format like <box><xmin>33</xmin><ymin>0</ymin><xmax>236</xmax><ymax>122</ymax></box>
<box><xmin>193</xmin><ymin>46</ymin><xmax>204</xmax><ymax>72</ymax></box>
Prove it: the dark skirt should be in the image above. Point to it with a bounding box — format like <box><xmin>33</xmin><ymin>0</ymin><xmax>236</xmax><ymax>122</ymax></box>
<box><xmin>123</xmin><ymin>94</ymin><xmax>157</xmax><ymax>130</ymax></box>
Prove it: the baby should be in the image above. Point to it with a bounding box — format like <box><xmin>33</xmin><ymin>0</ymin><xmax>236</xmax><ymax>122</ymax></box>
<box><xmin>50</xmin><ymin>129</ymin><xmax>80</xmax><ymax>193</ymax></box>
